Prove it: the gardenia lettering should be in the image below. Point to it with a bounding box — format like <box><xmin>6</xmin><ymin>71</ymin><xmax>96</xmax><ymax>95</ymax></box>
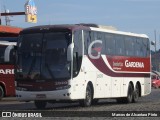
<box><xmin>125</xmin><ymin>60</ymin><xmax>144</xmax><ymax>68</ymax></box>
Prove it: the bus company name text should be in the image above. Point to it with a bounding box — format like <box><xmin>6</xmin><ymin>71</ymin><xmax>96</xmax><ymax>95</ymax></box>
<box><xmin>0</xmin><ymin>69</ymin><xmax>14</xmax><ymax>74</ymax></box>
<box><xmin>113</xmin><ymin>60</ymin><xmax>144</xmax><ymax>69</ymax></box>
<box><xmin>125</xmin><ymin>60</ymin><xmax>144</xmax><ymax>68</ymax></box>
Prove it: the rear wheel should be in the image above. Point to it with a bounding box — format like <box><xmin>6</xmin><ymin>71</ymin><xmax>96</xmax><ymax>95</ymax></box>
<box><xmin>154</xmin><ymin>85</ymin><xmax>159</xmax><ymax>89</ymax></box>
<box><xmin>79</xmin><ymin>85</ymin><xmax>93</xmax><ymax>107</ymax></box>
<box><xmin>124</xmin><ymin>83</ymin><xmax>133</xmax><ymax>103</ymax></box>
<box><xmin>116</xmin><ymin>98</ymin><xmax>125</xmax><ymax>103</ymax></box>
<box><xmin>132</xmin><ymin>84</ymin><xmax>139</xmax><ymax>103</ymax></box>
<box><xmin>34</xmin><ymin>100</ymin><xmax>47</xmax><ymax>109</ymax></box>
<box><xmin>0</xmin><ymin>86</ymin><xmax>4</xmax><ymax>100</ymax></box>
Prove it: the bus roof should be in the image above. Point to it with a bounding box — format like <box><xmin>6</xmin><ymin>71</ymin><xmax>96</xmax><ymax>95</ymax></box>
<box><xmin>20</xmin><ymin>24</ymin><xmax>90</xmax><ymax>34</ymax></box>
<box><xmin>90</xmin><ymin>26</ymin><xmax>148</xmax><ymax>38</ymax></box>
<box><xmin>20</xmin><ymin>24</ymin><xmax>148</xmax><ymax>38</ymax></box>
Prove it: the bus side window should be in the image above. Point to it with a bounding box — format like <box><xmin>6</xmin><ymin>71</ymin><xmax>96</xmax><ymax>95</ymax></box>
<box><xmin>105</xmin><ymin>33</ymin><xmax>115</xmax><ymax>55</ymax></box>
<box><xmin>115</xmin><ymin>35</ymin><xmax>125</xmax><ymax>56</ymax></box>
<box><xmin>135</xmin><ymin>38</ymin><xmax>144</xmax><ymax>57</ymax></box>
<box><xmin>83</xmin><ymin>30</ymin><xmax>91</xmax><ymax>55</ymax></box>
<box><xmin>96</xmin><ymin>32</ymin><xmax>105</xmax><ymax>54</ymax></box>
<box><xmin>125</xmin><ymin>36</ymin><xmax>135</xmax><ymax>56</ymax></box>
<box><xmin>146</xmin><ymin>38</ymin><xmax>150</xmax><ymax>57</ymax></box>
<box><xmin>90</xmin><ymin>31</ymin><xmax>104</xmax><ymax>55</ymax></box>
<box><xmin>142</xmin><ymin>38</ymin><xmax>149</xmax><ymax>57</ymax></box>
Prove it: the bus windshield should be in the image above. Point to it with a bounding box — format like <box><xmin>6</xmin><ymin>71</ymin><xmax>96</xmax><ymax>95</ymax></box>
<box><xmin>17</xmin><ymin>32</ymin><xmax>71</xmax><ymax>80</ymax></box>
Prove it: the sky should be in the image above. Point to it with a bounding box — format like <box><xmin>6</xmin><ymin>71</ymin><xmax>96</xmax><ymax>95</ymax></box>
<box><xmin>0</xmin><ymin>0</ymin><xmax>160</xmax><ymax>50</ymax></box>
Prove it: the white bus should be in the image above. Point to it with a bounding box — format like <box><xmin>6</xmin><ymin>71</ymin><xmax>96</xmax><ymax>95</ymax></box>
<box><xmin>15</xmin><ymin>24</ymin><xmax>151</xmax><ymax>109</ymax></box>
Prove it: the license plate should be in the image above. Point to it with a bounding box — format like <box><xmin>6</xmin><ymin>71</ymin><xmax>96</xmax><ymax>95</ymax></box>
<box><xmin>36</xmin><ymin>94</ymin><xmax>46</xmax><ymax>98</ymax></box>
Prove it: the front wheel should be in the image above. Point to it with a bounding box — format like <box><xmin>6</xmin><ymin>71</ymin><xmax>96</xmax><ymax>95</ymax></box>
<box><xmin>0</xmin><ymin>86</ymin><xmax>4</xmax><ymax>100</ymax></box>
<box><xmin>79</xmin><ymin>85</ymin><xmax>93</xmax><ymax>107</ymax></box>
<box><xmin>34</xmin><ymin>100</ymin><xmax>47</xmax><ymax>109</ymax></box>
<box><xmin>92</xmin><ymin>99</ymin><xmax>99</xmax><ymax>105</ymax></box>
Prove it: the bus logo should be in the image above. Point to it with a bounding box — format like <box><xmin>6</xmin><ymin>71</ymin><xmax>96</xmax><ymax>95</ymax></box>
<box><xmin>88</xmin><ymin>40</ymin><xmax>102</xmax><ymax>59</ymax></box>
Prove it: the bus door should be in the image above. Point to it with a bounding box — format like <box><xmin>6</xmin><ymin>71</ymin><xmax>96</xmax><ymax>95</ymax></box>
<box><xmin>72</xmin><ymin>30</ymin><xmax>85</xmax><ymax>98</ymax></box>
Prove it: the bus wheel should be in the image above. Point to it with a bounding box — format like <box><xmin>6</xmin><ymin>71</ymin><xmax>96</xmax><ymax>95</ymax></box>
<box><xmin>79</xmin><ymin>85</ymin><xmax>92</xmax><ymax>107</ymax></box>
<box><xmin>34</xmin><ymin>100</ymin><xmax>47</xmax><ymax>109</ymax></box>
<box><xmin>125</xmin><ymin>83</ymin><xmax>133</xmax><ymax>103</ymax></box>
<box><xmin>92</xmin><ymin>99</ymin><xmax>99</xmax><ymax>105</ymax></box>
<box><xmin>0</xmin><ymin>86</ymin><xmax>4</xmax><ymax>100</ymax></box>
<box><xmin>132</xmin><ymin>84</ymin><xmax>139</xmax><ymax>103</ymax></box>
<box><xmin>116</xmin><ymin>98</ymin><xmax>125</xmax><ymax>103</ymax></box>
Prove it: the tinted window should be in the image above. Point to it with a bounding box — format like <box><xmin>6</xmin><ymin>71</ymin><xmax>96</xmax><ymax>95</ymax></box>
<box><xmin>73</xmin><ymin>30</ymin><xmax>83</xmax><ymax>76</ymax></box>
<box><xmin>91</xmin><ymin>32</ymin><xmax>104</xmax><ymax>55</ymax></box>
<box><xmin>142</xmin><ymin>38</ymin><xmax>149</xmax><ymax>57</ymax></box>
<box><xmin>125</xmin><ymin>36</ymin><xmax>135</xmax><ymax>56</ymax></box>
<box><xmin>105</xmin><ymin>33</ymin><xmax>116</xmax><ymax>55</ymax></box>
<box><xmin>84</xmin><ymin>31</ymin><xmax>91</xmax><ymax>55</ymax></box>
<box><xmin>0</xmin><ymin>46</ymin><xmax>7</xmax><ymax>63</ymax></box>
<box><xmin>135</xmin><ymin>38</ymin><xmax>143</xmax><ymax>57</ymax></box>
<box><xmin>20</xmin><ymin>33</ymin><xmax>43</xmax><ymax>52</ymax></box>
<box><xmin>115</xmin><ymin>35</ymin><xmax>125</xmax><ymax>56</ymax></box>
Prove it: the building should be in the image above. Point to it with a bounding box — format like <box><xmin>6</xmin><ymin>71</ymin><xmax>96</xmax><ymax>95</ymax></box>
<box><xmin>151</xmin><ymin>50</ymin><xmax>160</xmax><ymax>72</ymax></box>
<box><xmin>0</xmin><ymin>25</ymin><xmax>22</xmax><ymax>37</ymax></box>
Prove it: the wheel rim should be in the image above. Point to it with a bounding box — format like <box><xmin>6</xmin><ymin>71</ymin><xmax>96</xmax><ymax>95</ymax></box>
<box><xmin>86</xmin><ymin>91</ymin><xmax>91</xmax><ymax>102</ymax></box>
<box><xmin>86</xmin><ymin>87</ymin><xmax>91</xmax><ymax>106</ymax></box>
<box><xmin>128</xmin><ymin>85</ymin><xmax>133</xmax><ymax>102</ymax></box>
<box><xmin>134</xmin><ymin>86</ymin><xmax>139</xmax><ymax>100</ymax></box>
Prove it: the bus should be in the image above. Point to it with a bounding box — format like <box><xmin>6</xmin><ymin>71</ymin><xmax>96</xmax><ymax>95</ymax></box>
<box><xmin>15</xmin><ymin>24</ymin><xmax>151</xmax><ymax>109</ymax></box>
<box><xmin>0</xmin><ymin>41</ymin><xmax>17</xmax><ymax>99</ymax></box>
<box><xmin>0</xmin><ymin>37</ymin><xmax>18</xmax><ymax>42</ymax></box>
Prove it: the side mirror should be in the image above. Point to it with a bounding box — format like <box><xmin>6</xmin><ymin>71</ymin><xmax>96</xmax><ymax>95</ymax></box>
<box><xmin>151</xmin><ymin>41</ymin><xmax>155</xmax><ymax>45</ymax></box>
<box><xmin>67</xmin><ymin>43</ymin><xmax>74</xmax><ymax>61</ymax></box>
<box><xmin>14</xmin><ymin>46</ymin><xmax>17</xmax><ymax>50</ymax></box>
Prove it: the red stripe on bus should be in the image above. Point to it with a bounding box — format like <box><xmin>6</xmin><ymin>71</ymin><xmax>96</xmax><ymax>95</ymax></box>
<box><xmin>88</xmin><ymin>56</ymin><xmax>150</xmax><ymax>77</ymax></box>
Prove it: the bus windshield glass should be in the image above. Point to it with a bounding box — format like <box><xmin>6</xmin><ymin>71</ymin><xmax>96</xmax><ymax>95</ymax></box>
<box><xmin>17</xmin><ymin>32</ymin><xmax>71</xmax><ymax>80</ymax></box>
<box><xmin>0</xmin><ymin>45</ymin><xmax>7</xmax><ymax>63</ymax></box>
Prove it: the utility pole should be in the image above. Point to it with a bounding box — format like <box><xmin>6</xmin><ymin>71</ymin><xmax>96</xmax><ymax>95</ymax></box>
<box><xmin>0</xmin><ymin>12</ymin><xmax>25</xmax><ymax>25</ymax></box>
<box><xmin>154</xmin><ymin>30</ymin><xmax>157</xmax><ymax>71</ymax></box>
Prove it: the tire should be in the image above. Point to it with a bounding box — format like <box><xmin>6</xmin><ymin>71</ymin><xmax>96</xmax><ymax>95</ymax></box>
<box><xmin>154</xmin><ymin>85</ymin><xmax>158</xmax><ymax>89</ymax></box>
<box><xmin>92</xmin><ymin>99</ymin><xmax>99</xmax><ymax>105</ymax></box>
<box><xmin>34</xmin><ymin>100</ymin><xmax>47</xmax><ymax>109</ymax></box>
<box><xmin>116</xmin><ymin>98</ymin><xmax>125</xmax><ymax>103</ymax></box>
<box><xmin>124</xmin><ymin>83</ymin><xmax>133</xmax><ymax>103</ymax></box>
<box><xmin>0</xmin><ymin>86</ymin><xmax>4</xmax><ymax>100</ymax></box>
<box><xmin>79</xmin><ymin>85</ymin><xmax>93</xmax><ymax>107</ymax></box>
<box><xmin>132</xmin><ymin>84</ymin><xmax>139</xmax><ymax>103</ymax></box>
